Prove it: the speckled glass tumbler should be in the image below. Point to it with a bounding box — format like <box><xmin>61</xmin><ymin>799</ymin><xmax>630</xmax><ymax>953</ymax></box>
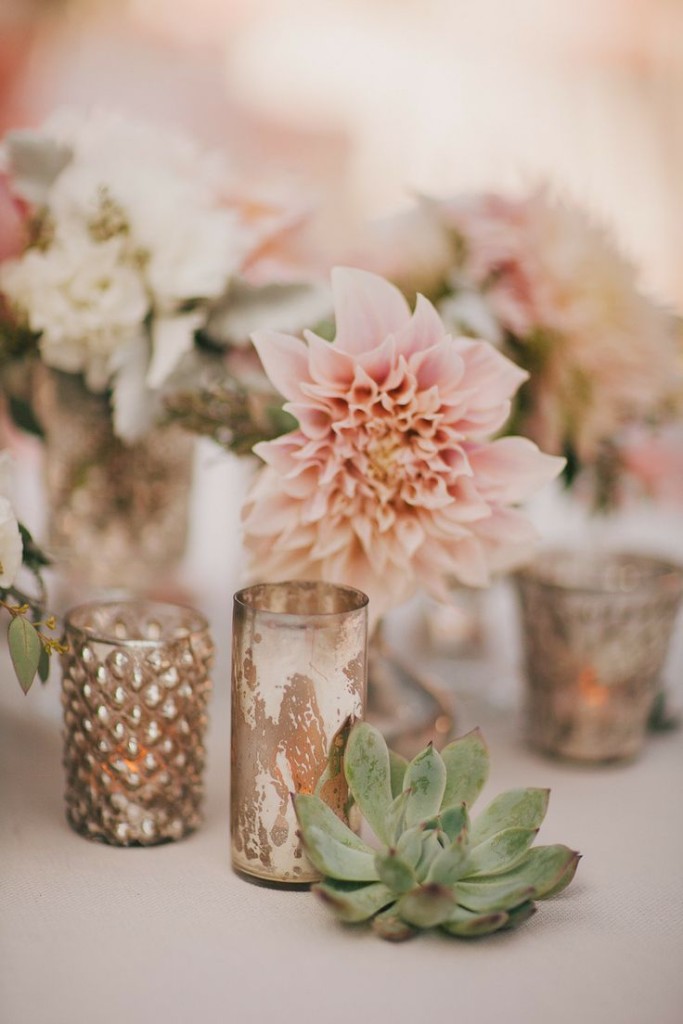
<box><xmin>61</xmin><ymin>600</ymin><xmax>214</xmax><ymax>845</ymax></box>
<box><xmin>515</xmin><ymin>551</ymin><xmax>683</xmax><ymax>762</ymax></box>
<box><xmin>231</xmin><ymin>581</ymin><xmax>368</xmax><ymax>884</ymax></box>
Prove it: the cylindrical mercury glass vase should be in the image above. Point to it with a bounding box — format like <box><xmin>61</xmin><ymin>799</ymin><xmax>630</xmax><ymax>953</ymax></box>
<box><xmin>61</xmin><ymin>600</ymin><xmax>214</xmax><ymax>845</ymax></box>
<box><xmin>515</xmin><ymin>550</ymin><xmax>683</xmax><ymax>763</ymax></box>
<box><xmin>231</xmin><ymin>581</ymin><xmax>368</xmax><ymax>884</ymax></box>
<box><xmin>38</xmin><ymin>367</ymin><xmax>194</xmax><ymax>591</ymax></box>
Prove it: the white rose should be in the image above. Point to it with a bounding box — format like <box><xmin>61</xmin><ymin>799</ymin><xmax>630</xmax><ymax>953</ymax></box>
<box><xmin>0</xmin><ymin>496</ymin><xmax>22</xmax><ymax>589</ymax></box>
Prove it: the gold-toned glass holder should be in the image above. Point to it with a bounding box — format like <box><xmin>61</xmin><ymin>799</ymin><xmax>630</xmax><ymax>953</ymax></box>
<box><xmin>61</xmin><ymin>600</ymin><xmax>213</xmax><ymax>845</ymax></box>
<box><xmin>231</xmin><ymin>580</ymin><xmax>368</xmax><ymax>885</ymax></box>
<box><xmin>515</xmin><ymin>551</ymin><xmax>683</xmax><ymax>763</ymax></box>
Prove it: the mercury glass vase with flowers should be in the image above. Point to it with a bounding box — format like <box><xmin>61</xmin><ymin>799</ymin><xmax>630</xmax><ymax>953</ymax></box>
<box><xmin>0</xmin><ymin>108</ymin><xmax>328</xmax><ymax>594</ymax></box>
<box><xmin>239</xmin><ymin>267</ymin><xmax>565</xmax><ymax>746</ymax></box>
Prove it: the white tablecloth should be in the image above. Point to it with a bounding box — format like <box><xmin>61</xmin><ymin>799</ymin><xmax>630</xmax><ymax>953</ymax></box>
<box><xmin>2</xmin><ymin>447</ymin><xmax>683</xmax><ymax>1024</ymax></box>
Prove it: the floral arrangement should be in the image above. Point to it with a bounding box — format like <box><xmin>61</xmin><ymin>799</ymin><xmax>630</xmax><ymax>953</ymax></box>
<box><xmin>242</xmin><ymin>267</ymin><xmax>564</xmax><ymax>621</ymax></box>
<box><xmin>0</xmin><ymin>108</ymin><xmax>329</xmax><ymax>448</ymax></box>
<box><xmin>294</xmin><ymin>721</ymin><xmax>579</xmax><ymax>941</ymax></box>
<box><xmin>361</xmin><ymin>188</ymin><xmax>682</xmax><ymax>511</ymax></box>
<box><xmin>0</xmin><ymin>452</ymin><xmax>62</xmax><ymax>693</ymax></box>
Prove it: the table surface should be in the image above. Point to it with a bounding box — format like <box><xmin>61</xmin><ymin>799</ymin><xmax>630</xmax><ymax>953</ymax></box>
<box><xmin>2</xmin><ymin>446</ymin><xmax>683</xmax><ymax>1024</ymax></box>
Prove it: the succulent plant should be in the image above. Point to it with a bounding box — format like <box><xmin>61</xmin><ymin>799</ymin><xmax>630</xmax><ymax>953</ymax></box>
<box><xmin>293</xmin><ymin>722</ymin><xmax>580</xmax><ymax>941</ymax></box>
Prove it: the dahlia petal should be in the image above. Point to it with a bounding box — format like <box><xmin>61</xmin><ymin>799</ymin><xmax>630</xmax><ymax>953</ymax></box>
<box><xmin>409</xmin><ymin>340</ymin><xmax>465</xmax><ymax>392</ymax></box>
<box><xmin>467</xmin><ymin>438</ymin><xmax>565</xmax><ymax>504</ymax></box>
<box><xmin>332</xmin><ymin>267</ymin><xmax>411</xmax><ymax>353</ymax></box>
<box><xmin>357</xmin><ymin>333</ymin><xmax>397</xmax><ymax>385</ymax></box>
<box><xmin>251</xmin><ymin>329</ymin><xmax>311</xmax><ymax>401</ymax></box>
<box><xmin>455</xmin><ymin>337</ymin><xmax>528</xmax><ymax>407</ymax></box>
<box><xmin>304</xmin><ymin>329</ymin><xmax>355</xmax><ymax>387</ymax></box>
<box><xmin>285</xmin><ymin>403</ymin><xmax>332</xmax><ymax>440</ymax></box>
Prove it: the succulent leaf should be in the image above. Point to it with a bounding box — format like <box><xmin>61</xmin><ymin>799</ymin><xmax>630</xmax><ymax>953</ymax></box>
<box><xmin>479</xmin><ymin>844</ymin><xmax>580</xmax><ymax>899</ymax></box>
<box><xmin>397</xmin><ymin>884</ymin><xmax>457</xmax><ymax>928</ymax></box>
<box><xmin>302</xmin><ymin>824</ymin><xmax>380</xmax><ymax>881</ymax></box>
<box><xmin>314</xmin><ymin>880</ymin><xmax>395</xmax><ymax>923</ymax></box>
<box><xmin>375</xmin><ymin>850</ymin><xmax>416</xmax><ymax>894</ymax></box>
<box><xmin>294</xmin><ymin>794</ymin><xmax>374</xmax><ymax>854</ymax></box>
<box><xmin>422</xmin><ymin>803</ymin><xmax>469</xmax><ymax>843</ymax></box>
<box><xmin>455</xmin><ymin>879</ymin><xmax>535</xmax><ymax>914</ymax></box>
<box><xmin>502</xmin><ymin>901</ymin><xmax>537</xmax><ymax>931</ymax></box>
<box><xmin>426</xmin><ymin>833</ymin><xmax>469</xmax><ymax>886</ymax></box>
<box><xmin>372</xmin><ymin>907</ymin><xmax>418</xmax><ymax>942</ymax></box>
<box><xmin>385</xmin><ymin>788</ymin><xmax>412</xmax><ymax>845</ymax></box>
<box><xmin>440</xmin><ymin>906</ymin><xmax>509</xmax><ymax>937</ymax></box>
<box><xmin>441</xmin><ymin>728</ymin><xmax>489</xmax><ymax>809</ymax></box>
<box><xmin>396</xmin><ymin>826</ymin><xmax>424</xmax><ymax>869</ymax></box>
<box><xmin>344</xmin><ymin>721</ymin><xmax>393</xmax><ymax>844</ymax></box>
<box><xmin>415</xmin><ymin>831</ymin><xmax>444</xmax><ymax>880</ymax></box>
<box><xmin>470</xmin><ymin>788</ymin><xmax>549</xmax><ymax>846</ymax></box>
<box><xmin>465</xmin><ymin>827</ymin><xmax>539</xmax><ymax>877</ymax></box>
<box><xmin>389</xmin><ymin>749</ymin><xmax>408</xmax><ymax>799</ymax></box>
<box><xmin>402</xmin><ymin>743</ymin><xmax>447</xmax><ymax>827</ymax></box>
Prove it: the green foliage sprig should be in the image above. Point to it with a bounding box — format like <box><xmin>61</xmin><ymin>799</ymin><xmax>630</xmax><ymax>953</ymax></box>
<box><xmin>2</xmin><ymin>524</ymin><xmax>65</xmax><ymax>693</ymax></box>
<box><xmin>294</xmin><ymin>722</ymin><xmax>580</xmax><ymax>942</ymax></box>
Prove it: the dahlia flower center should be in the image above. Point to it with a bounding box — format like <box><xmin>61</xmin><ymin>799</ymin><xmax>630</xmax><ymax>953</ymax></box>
<box><xmin>365</xmin><ymin>430</ymin><xmax>403</xmax><ymax>486</ymax></box>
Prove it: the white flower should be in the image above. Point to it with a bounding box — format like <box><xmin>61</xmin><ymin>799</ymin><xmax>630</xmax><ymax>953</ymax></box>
<box><xmin>0</xmin><ymin>230</ymin><xmax>149</xmax><ymax>391</ymax></box>
<box><xmin>0</xmin><ymin>496</ymin><xmax>22</xmax><ymax>589</ymax></box>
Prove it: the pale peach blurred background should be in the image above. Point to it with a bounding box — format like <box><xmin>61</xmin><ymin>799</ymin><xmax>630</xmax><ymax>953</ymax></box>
<box><xmin>1</xmin><ymin>0</ymin><xmax>682</xmax><ymax>305</ymax></box>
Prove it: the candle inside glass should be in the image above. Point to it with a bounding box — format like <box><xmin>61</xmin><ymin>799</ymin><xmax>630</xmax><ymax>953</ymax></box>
<box><xmin>61</xmin><ymin>600</ymin><xmax>213</xmax><ymax>845</ymax></box>
<box><xmin>230</xmin><ymin>581</ymin><xmax>368</xmax><ymax>884</ymax></box>
<box><xmin>515</xmin><ymin>551</ymin><xmax>683</xmax><ymax>762</ymax></box>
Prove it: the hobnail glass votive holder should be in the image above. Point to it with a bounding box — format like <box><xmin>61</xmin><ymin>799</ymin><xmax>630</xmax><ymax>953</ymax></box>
<box><xmin>515</xmin><ymin>550</ymin><xmax>683</xmax><ymax>763</ymax></box>
<box><xmin>231</xmin><ymin>580</ymin><xmax>368</xmax><ymax>884</ymax></box>
<box><xmin>61</xmin><ymin>600</ymin><xmax>214</xmax><ymax>845</ymax></box>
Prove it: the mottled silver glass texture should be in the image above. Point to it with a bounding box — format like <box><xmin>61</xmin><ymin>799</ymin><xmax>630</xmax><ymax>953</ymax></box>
<box><xmin>231</xmin><ymin>581</ymin><xmax>368</xmax><ymax>884</ymax></box>
<box><xmin>61</xmin><ymin>600</ymin><xmax>213</xmax><ymax>845</ymax></box>
<box><xmin>516</xmin><ymin>551</ymin><xmax>683</xmax><ymax>762</ymax></box>
<box><xmin>38</xmin><ymin>368</ymin><xmax>193</xmax><ymax>589</ymax></box>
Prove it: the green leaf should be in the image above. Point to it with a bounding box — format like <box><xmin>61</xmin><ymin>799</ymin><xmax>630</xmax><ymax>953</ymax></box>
<box><xmin>372</xmin><ymin>907</ymin><xmax>418</xmax><ymax>942</ymax></box>
<box><xmin>313</xmin><ymin>880</ymin><xmax>394</xmax><ymax>923</ymax></box>
<box><xmin>441</xmin><ymin>906</ymin><xmax>509</xmax><ymax>937</ymax></box>
<box><xmin>385</xmin><ymin>788</ymin><xmax>411</xmax><ymax>845</ymax></box>
<box><xmin>301</xmin><ymin>825</ymin><xmax>379</xmax><ymax>882</ymax></box>
<box><xmin>8</xmin><ymin>396</ymin><xmax>44</xmax><ymax>439</ymax></box>
<box><xmin>389</xmin><ymin>749</ymin><xmax>408</xmax><ymax>799</ymax></box>
<box><xmin>426</xmin><ymin>833</ymin><xmax>469</xmax><ymax>886</ymax></box>
<box><xmin>294</xmin><ymin>794</ymin><xmax>374</xmax><ymax>855</ymax></box>
<box><xmin>294</xmin><ymin>794</ymin><xmax>378</xmax><ymax>881</ymax></box>
<box><xmin>395</xmin><ymin>827</ymin><xmax>424</xmax><ymax>870</ymax></box>
<box><xmin>441</xmin><ymin>728</ymin><xmax>489</xmax><ymax>809</ymax></box>
<box><xmin>415</xmin><ymin>831</ymin><xmax>443</xmax><ymax>882</ymax></box>
<box><xmin>37</xmin><ymin>643</ymin><xmax>50</xmax><ymax>684</ymax></box>
<box><xmin>479</xmin><ymin>845</ymin><xmax>580</xmax><ymax>900</ymax></box>
<box><xmin>8</xmin><ymin>616</ymin><xmax>42</xmax><ymax>694</ymax></box>
<box><xmin>422</xmin><ymin>803</ymin><xmax>469</xmax><ymax>843</ymax></box>
<box><xmin>470</xmin><ymin>788</ymin><xmax>549</xmax><ymax>846</ymax></box>
<box><xmin>465</xmin><ymin>827</ymin><xmax>539</xmax><ymax>877</ymax></box>
<box><xmin>397</xmin><ymin>884</ymin><xmax>457</xmax><ymax>928</ymax></box>
<box><xmin>502</xmin><ymin>901</ymin><xmax>537</xmax><ymax>931</ymax></box>
<box><xmin>375</xmin><ymin>850</ymin><xmax>415</xmax><ymax>894</ymax></box>
<box><xmin>455</xmin><ymin>879</ymin><xmax>535</xmax><ymax>914</ymax></box>
<box><xmin>402</xmin><ymin>744</ymin><xmax>447</xmax><ymax>828</ymax></box>
<box><xmin>344</xmin><ymin>722</ymin><xmax>393</xmax><ymax>844</ymax></box>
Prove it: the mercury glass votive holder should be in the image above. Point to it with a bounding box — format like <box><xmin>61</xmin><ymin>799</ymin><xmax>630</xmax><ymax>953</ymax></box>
<box><xmin>231</xmin><ymin>581</ymin><xmax>368</xmax><ymax>884</ymax></box>
<box><xmin>515</xmin><ymin>551</ymin><xmax>683</xmax><ymax>763</ymax></box>
<box><xmin>61</xmin><ymin>600</ymin><xmax>214</xmax><ymax>845</ymax></box>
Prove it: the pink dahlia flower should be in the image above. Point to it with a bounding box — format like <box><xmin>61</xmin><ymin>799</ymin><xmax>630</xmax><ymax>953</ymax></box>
<box><xmin>242</xmin><ymin>268</ymin><xmax>564</xmax><ymax>621</ymax></box>
<box><xmin>435</xmin><ymin>189</ymin><xmax>680</xmax><ymax>463</ymax></box>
